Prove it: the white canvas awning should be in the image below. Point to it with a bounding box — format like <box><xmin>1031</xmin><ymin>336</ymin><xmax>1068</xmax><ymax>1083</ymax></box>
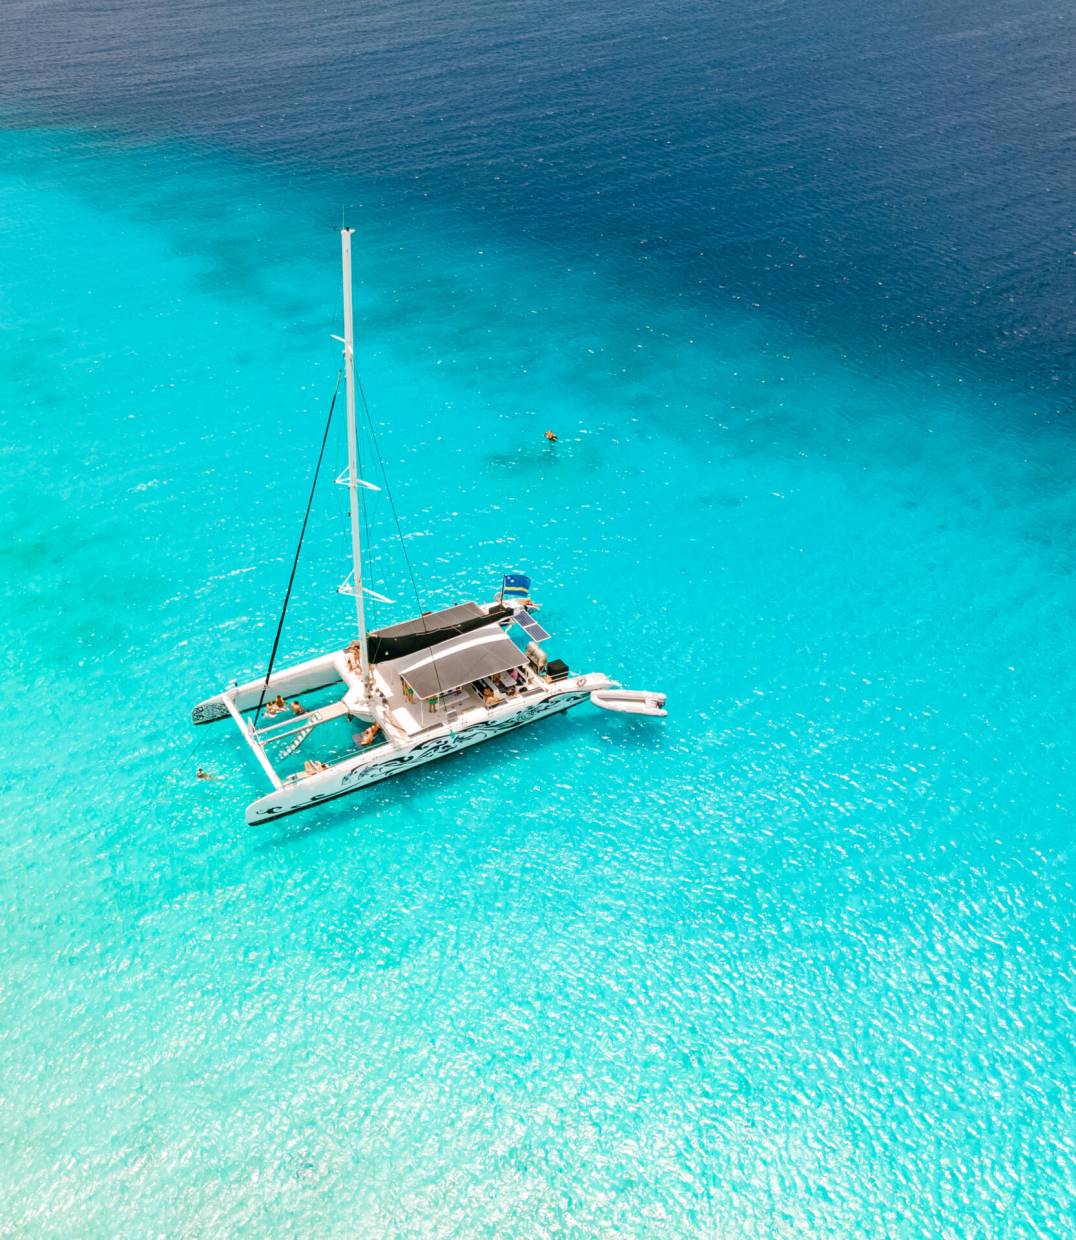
<box><xmin>399</xmin><ymin>628</ymin><xmax>526</xmax><ymax>699</ymax></box>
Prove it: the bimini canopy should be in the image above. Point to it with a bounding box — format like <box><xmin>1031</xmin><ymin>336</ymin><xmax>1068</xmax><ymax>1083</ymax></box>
<box><xmin>399</xmin><ymin>627</ymin><xmax>526</xmax><ymax>700</ymax></box>
<box><xmin>368</xmin><ymin>602</ymin><xmax>512</xmax><ymax>664</ymax></box>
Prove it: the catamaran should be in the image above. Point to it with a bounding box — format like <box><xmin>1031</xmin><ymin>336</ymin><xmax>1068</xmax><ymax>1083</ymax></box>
<box><xmin>193</xmin><ymin>229</ymin><xmax>666</xmax><ymax>823</ymax></box>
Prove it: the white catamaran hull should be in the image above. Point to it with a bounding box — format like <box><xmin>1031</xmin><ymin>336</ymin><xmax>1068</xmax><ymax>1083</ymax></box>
<box><xmin>244</xmin><ymin>680</ymin><xmax>598</xmax><ymax>823</ymax></box>
<box><xmin>192</xmin><ymin>652</ymin><xmax>344</xmax><ymax>725</ymax></box>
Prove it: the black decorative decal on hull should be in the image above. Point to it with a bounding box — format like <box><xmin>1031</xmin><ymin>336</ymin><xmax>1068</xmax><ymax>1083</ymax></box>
<box><xmin>249</xmin><ymin>691</ymin><xmax>589</xmax><ymax>821</ymax></box>
<box><xmin>192</xmin><ymin>700</ymin><xmax>229</xmax><ymax>725</ymax></box>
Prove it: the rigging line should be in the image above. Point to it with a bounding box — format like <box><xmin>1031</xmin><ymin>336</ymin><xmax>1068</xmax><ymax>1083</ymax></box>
<box><xmin>355</xmin><ymin>370</ymin><xmax>447</xmax><ymax>702</ymax></box>
<box><xmin>252</xmin><ymin>370</ymin><xmax>343</xmax><ymax>727</ymax></box>
<box><xmin>338</xmin><ymin>455</ymin><xmax>374</xmax><ymax>599</ymax></box>
<box><xmin>355</xmin><ymin>401</ymin><xmax>376</xmax><ymax>597</ymax></box>
<box><xmin>355</xmin><ymin>374</ymin><xmax>424</xmax><ymax>613</ymax></box>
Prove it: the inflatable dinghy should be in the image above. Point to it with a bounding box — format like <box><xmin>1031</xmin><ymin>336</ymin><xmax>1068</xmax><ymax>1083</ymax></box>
<box><xmin>589</xmin><ymin>688</ymin><xmax>667</xmax><ymax>717</ymax></box>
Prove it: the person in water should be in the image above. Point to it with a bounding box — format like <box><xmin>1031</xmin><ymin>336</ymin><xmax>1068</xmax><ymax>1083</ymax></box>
<box><xmin>265</xmin><ymin>694</ymin><xmax>287</xmax><ymax>717</ymax></box>
<box><xmin>289</xmin><ymin>700</ymin><xmax>305</xmax><ymax>716</ymax></box>
<box><xmin>544</xmin><ymin>429</ymin><xmax>558</xmax><ymax>442</ymax></box>
<box><xmin>196</xmin><ymin>767</ymin><xmax>217</xmax><ymax>781</ymax></box>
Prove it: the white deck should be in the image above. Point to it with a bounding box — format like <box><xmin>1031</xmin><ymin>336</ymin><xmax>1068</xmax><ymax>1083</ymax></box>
<box><xmin>373</xmin><ymin>663</ymin><xmax>482</xmax><ymax>736</ymax></box>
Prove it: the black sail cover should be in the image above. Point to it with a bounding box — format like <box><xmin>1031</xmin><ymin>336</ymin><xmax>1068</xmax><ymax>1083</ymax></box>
<box><xmin>367</xmin><ymin>602</ymin><xmax>512</xmax><ymax>664</ymax></box>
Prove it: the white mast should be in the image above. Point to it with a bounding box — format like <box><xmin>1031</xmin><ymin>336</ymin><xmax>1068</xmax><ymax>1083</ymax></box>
<box><xmin>340</xmin><ymin>227</ymin><xmax>369</xmax><ymax>684</ymax></box>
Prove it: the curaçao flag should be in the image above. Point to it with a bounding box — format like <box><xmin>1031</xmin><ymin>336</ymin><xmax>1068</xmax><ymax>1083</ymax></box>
<box><xmin>501</xmin><ymin>572</ymin><xmax>531</xmax><ymax>601</ymax></box>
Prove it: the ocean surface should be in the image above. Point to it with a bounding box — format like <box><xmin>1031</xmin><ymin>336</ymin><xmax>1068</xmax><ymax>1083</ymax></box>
<box><xmin>1</xmin><ymin>1</ymin><xmax>1074</xmax><ymax>1234</ymax></box>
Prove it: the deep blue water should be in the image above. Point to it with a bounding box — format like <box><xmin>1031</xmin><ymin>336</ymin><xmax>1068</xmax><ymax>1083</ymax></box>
<box><xmin>1</xmin><ymin>1</ymin><xmax>1074</xmax><ymax>1234</ymax></box>
<box><xmin>7</xmin><ymin>0</ymin><xmax>1076</xmax><ymax>396</ymax></box>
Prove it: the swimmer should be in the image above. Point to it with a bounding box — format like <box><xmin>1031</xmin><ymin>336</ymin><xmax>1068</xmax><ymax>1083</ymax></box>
<box><xmin>196</xmin><ymin>767</ymin><xmax>217</xmax><ymax>781</ymax></box>
<box><xmin>289</xmin><ymin>700</ymin><xmax>305</xmax><ymax>716</ymax></box>
<box><xmin>265</xmin><ymin>694</ymin><xmax>287</xmax><ymax>717</ymax></box>
<box><xmin>544</xmin><ymin>430</ymin><xmax>558</xmax><ymax>443</ymax></box>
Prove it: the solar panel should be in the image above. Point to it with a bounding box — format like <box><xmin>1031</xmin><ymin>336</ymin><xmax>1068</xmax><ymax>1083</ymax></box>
<box><xmin>513</xmin><ymin>612</ymin><xmax>550</xmax><ymax>642</ymax></box>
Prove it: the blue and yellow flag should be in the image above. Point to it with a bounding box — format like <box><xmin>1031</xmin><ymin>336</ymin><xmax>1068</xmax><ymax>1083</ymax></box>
<box><xmin>501</xmin><ymin>573</ymin><xmax>531</xmax><ymax>600</ymax></box>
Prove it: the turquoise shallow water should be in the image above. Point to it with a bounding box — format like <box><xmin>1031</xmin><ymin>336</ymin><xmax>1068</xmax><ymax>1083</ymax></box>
<box><xmin>1</xmin><ymin>118</ymin><xmax>1075</xmax><ymax>1235</ymax></box>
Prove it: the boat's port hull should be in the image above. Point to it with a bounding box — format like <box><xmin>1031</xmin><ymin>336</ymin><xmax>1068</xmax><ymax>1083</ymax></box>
<box><xmin>245</xmin><ymin>685</ymin><xmax>594</xmax><ymax>824</ymax></box>
<box><xmin>192</xmin><ymin>653</ymin><xmax>345</xmax><ymax>724</ymax></box>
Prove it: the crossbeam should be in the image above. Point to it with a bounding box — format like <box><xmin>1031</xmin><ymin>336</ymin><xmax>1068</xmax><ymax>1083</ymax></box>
<box><xmin>255</xmin><ymin>700</ymin><xmax>352</xmax><ymax>743</ymax></box>
<box><xmin>223</xmin><ymin>692</ymin><xmax>283</xmax><ymax>789</ymax></box>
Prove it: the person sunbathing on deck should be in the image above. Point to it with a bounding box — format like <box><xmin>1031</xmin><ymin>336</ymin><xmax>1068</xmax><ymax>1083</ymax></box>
<box><xmin>355</xmin><ymin>723</ymin><xmax>382</xmax><ymax>747</ymax></box>
<box><xmin>303</xmin><ymin>759</ymin><xmax>328</xmax><ymax>776</ymax></box>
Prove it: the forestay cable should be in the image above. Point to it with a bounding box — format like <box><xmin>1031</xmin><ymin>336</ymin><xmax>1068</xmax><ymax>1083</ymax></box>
<box><xmin>252</xmin><ymin>371</ymin><xmax>342</xmax><ymax>725</ymax></box>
